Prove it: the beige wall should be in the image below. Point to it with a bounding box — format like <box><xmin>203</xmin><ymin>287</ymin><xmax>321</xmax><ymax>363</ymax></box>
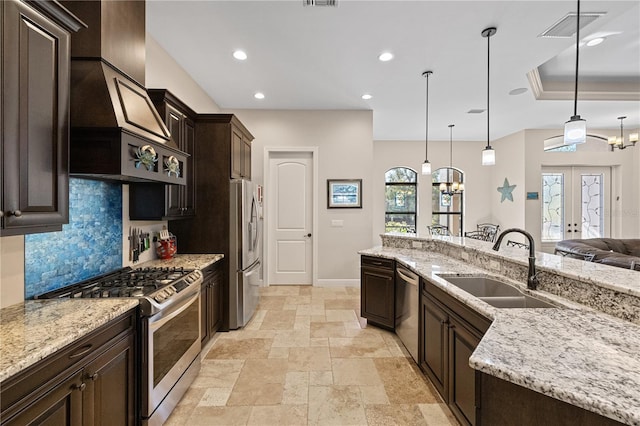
<box><xmin>230</xmin><ymin>109</ymin><xmax>374</xmax><ymax>284</ymax></box>
<box><xmin>0</xmin><ymin>236</ymin><xmax>24</xmax><ymax>308</ymax></box>
<box><xmin>489</xmin><ymin>131</ymin><xmax>527</xmax><ymax>242</ymax></box>
<box><xmin>146</xmin><ymin>35</ymin><xmax>221</xmax><ymax>113</ymax></box>
<box><xmin>373</xmin><ymin>139</ymin><xmax>492</xmax><ymax>243</ymax></box>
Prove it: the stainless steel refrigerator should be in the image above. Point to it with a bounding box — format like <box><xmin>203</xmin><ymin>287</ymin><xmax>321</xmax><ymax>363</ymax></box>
<box><xmin>229</xmin><ymin>179</ymin><xmax>261</xmax><ymax>329</ymax></box>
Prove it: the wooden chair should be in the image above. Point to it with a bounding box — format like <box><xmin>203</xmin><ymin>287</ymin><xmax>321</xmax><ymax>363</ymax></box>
<box><xmin>464</xmin><ymin>223</ymin><xmax>500</xmax><ymax>242</ymax></box>
<box><xmin>428</xmin><ymin>225</ymin><xmax>451</xmax><ymax>236</ymax></box>
<box><xmin>506</xmin><ymin>240</ymin><xmax>529</xmax><ymax>250</ymax></box>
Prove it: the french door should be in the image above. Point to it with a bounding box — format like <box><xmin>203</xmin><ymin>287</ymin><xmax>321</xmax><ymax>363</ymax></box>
<box><xmin>541</xmin><ymin>166</ymin><xmax>611</xmax><ymax>253</ymax></box>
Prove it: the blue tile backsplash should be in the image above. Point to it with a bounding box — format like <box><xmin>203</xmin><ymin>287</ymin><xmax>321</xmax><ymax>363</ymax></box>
<box><xmin>25</xmin><ymin>178</ymin><xmax>122</xmax><ymax>298</ymax></box>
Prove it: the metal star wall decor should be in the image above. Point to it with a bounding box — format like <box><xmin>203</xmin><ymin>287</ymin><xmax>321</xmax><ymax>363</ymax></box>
<box><xmin>497</xmin><ymin>178</ymin><xmax>516</xmax><ymax>203</ymax></box>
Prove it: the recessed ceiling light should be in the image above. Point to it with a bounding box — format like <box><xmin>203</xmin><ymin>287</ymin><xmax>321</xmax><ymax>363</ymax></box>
<box><xmin>233</xmin><ymin>50</ymin><xmax>248</xmax><ymax>60</ymax></box>
<box><xmin>254</xmin><ymin>92</ymin><xmax>265</xmax><ymax>99</ymax></box>
<box><xmin>509</xmin><ymin>88</ymin><xmax>528</xmax><ymax>96</ymax></box>
<box><xmin>586</xmin><ymin>37</ymin><xmax>605</xmax><ymax>47</ymax></box>
<box><xmin>361</xmin><ymin>94</ymin><xmax>372</xmax><ymax>100</ymax></box>
<box><xmin>378</xmin><ymin>52</ymin><xmax>393</xmax><ymax>62</ymax></box>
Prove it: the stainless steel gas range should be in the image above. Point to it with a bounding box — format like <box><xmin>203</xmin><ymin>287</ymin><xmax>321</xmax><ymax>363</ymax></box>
<box><xmin>35</xmin><ymin>266</ymin><xmax>203</xmax><ymax>425</ymax></box>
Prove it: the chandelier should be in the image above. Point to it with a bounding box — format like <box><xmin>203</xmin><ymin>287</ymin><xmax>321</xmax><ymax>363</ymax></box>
<box><xmin>440</xmin><ymin>124</ymin><xmax>464</xmax><ymax>195</ymax></box>
<box><xmin>608</xmin><ymin>116</ymin><xmax>638</xmax><ymax>150</ymax></box>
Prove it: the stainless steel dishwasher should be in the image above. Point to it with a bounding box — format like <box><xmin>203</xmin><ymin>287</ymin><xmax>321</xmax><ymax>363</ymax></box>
<box><xmin>395</xmin><ymin>264</ymin><xmax>419</xmax><ymax>362</ymax></box>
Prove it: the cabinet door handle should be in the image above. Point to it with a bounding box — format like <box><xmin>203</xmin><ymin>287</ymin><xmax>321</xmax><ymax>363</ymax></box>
<box><xmin>8</xmin><ymin>210</ymin><xmax>22</xmax><ymax>217</ymax></box>
<box><xmin>0</xmin><ymin>211</ymin><xmax>4</xmax><ymax>218</ymax></box>
<box><xmin>89</xmin><ymin>373</ymin><xmax>99</xmax><ymax>381</ymax></box>
<box><xmin>68</xmin><ymin>344</ymin><xmax>93</xmax><ymax>359</ymax></box>
<box><xmin>73</xmin><ymin>382</ymin><xmax>86</xmax><ymax>392</ymax></box>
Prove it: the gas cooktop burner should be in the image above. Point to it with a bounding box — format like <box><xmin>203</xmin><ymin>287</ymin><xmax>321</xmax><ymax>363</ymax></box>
<box><xmin>34</xmin><ymin>266</ymin><xmax>203</xmax><ymax>308</ymax></box>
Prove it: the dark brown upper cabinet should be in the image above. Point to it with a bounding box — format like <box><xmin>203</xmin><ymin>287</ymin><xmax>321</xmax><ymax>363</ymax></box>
<box><xmin>129</xmin><ymin>90</ymin><xmax>197</xmax><ymax>220</ymax></box>
<box><xmin>1</xmin><ymin>0</ymin><xmax>85</xmax><ymax>236</ymax></box>
<box><xmin>197</xmin><ymin>114</ymin><xmax>254</xmax><ymax>180</ymax></box>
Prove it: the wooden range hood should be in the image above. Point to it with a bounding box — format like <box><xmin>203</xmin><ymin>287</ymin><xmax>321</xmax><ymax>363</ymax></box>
<box><xmin>63</xmin><ymin>0</ymin><xmax>187</xmax><ymax>185</ymax></box>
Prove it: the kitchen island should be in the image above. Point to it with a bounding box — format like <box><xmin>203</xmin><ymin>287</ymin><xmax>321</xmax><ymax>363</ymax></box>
<box><xmin>361</xmin><ymin>233</ymin><xmax>640</xmax><ymax>425</ymax></box>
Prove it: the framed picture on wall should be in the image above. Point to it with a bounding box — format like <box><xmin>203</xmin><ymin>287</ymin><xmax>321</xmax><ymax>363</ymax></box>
<box><xmin>327</xmin><ymin>179</ymin><xmax>362</xmax><ymax>208</ymax></box>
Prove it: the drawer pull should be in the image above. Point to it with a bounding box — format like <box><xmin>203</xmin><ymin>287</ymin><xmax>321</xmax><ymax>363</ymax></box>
<box><xmin>68</xmin><ymin>344</ymin><xmax>93</xmax><ymax>359</ymax></box>
<box><xmin>73</xmin><ymin>382</ymin><xmax>86</xmax><ymax>392</ymax></box>
<box><xmin>89</xmin><ymin>373</ymin><xmax>99</xmax><ymax>381</ymax></box>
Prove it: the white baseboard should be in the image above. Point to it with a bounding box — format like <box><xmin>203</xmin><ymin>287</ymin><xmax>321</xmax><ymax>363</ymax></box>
<box><xmin>315</xmin><ymin>279</ymin><xmax>360</xmax><ymax>288</ymax></box>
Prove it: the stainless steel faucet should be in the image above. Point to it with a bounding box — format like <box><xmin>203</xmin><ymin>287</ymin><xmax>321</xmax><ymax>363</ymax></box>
<box><xmin>492</xmin><ymin>228</ymin><xmax>539</xmax><ymax>290</ymax></box>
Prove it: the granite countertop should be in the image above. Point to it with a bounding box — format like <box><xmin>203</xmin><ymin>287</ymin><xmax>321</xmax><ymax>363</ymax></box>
<box><xmin>137</xmin><ymin>253</ymin><xmax>223</xmax><ymax>270</ymax></box>
<box><xmin>360</xmin><ymin>245</ymin><xmax>640</xmax><ymax>425</ymax></box>
<box><xmin>0</xmin><ymin>299</ymin><xmax>139</xmax><ymax>383</ymax></box>
<box><xmin>0</xmin><ymin>254</ymin><xmax>223</xmax><ymax>384</ymax></box>
<box><xmin>384</xmin><ymin>233</ymin><xmax>640</xmax><ymax>298</ymax></box>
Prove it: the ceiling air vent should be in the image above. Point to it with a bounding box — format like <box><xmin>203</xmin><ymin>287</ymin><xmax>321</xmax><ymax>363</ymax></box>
<box><xmin>304</xmin><ymin>0</ymin><xmax>337</xmax><ymax>6</ymax></box>
<box><xmin>539</xmin><ymin>12</ymin><xmax>605</xmax><ymax>38</ymax></box>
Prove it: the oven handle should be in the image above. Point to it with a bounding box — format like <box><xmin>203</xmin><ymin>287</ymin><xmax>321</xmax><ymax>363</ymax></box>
<box><xmin>149</xmin><ymin>291</ymin><xmax>199</xmax><ymax>330</ymax></box>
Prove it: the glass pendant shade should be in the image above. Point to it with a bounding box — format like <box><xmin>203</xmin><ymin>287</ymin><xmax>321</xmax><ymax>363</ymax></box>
<box><xmin>482</xmin><ymin>146</ymin><xmax>495</xmax><ymax>166</ymax></box>
<box><xmin>421</xmin><ymin>161</ymin><xmax>432</xmax><ymax>175</ymax></box>
<box><xmin>564</xmin><ymin>115</ymin><xmax>587</xmax><ymax>145</ymax></box>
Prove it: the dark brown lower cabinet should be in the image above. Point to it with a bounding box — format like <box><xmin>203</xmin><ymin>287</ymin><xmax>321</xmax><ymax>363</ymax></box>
<box><xmin>0</xmin><ymin>309</ymin><xmax>137</xmax><ymax>425</ymax></box>
<box><xmin>3</xmin><ymin>370</ymin><xmax>84</xmax><ymax>425</ymax></box>
<box><xmin>477</xmin><ymin>373</ymin><xmax>625</xmax><ymax>426</ymax></box>
<box><xmin>201</xmin><ymin>261</ymin><xmax>224</xmax><ymax>346</ymax></box>
<box><xmin>360</xmin><ymin>256</ymin><xmax>395</xmax><ymax>330</ymax></box>
<box><xmin>420</xmin><ymin>279</ymin><xmax>491</xmax><ymax>426</ymax></box>
<box><xmin>83</xmin><ymin>333</ymin><xmax>136</xmax><ymax>425</ymax></box>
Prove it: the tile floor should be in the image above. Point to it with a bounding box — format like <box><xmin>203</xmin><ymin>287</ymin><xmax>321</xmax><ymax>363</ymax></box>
<box><xmin>166</xmin><ymin>285</ymin><xmax>458</xmax><ymax>425</ymax></box>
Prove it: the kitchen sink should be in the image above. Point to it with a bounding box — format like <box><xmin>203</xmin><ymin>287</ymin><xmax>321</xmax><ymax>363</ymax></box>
<box><xmin>439</xmin><ymin>275</ymin><xmax>523</xmax><ymax>298</ymax></box>
<box><xmin>478</xmin><ymin>295</ymin><xmax>556</xmax><ymax>309</ymax></box>
<box><xmin>437</xmin><ymin>274</ymin><xmax>556</xmax><ymax>309</ymax></box>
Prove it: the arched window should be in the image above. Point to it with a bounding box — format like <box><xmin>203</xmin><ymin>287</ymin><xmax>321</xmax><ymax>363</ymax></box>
<box><xmin>432</xmin><ymin>167</ymin><xmax>464</xmax><ymax>236</ymax></box>
<box><xmin>385</xmin><ymin>167</ymin><xmax>417</xmax><ymax>233</ymax></box>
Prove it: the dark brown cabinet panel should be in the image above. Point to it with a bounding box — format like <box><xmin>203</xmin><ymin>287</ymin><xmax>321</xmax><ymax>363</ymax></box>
<box><xmin>420</xmin><ymin>279</ymin><xmax>491</xmax><ymax>426</ymax></box>
<box><xmin>477</xmin><ymin>373</ymin><xmax>625</xmax><ymax>426</ymax></box>
<box><xmin>83</xmin><ymin>333</ymin><xmax>136</xmax><ymax>426</ymax></box>
<box><xmin>129</xmin><ymin>90</ymin><xmax>197</xmax><ymax>220</ymax></box>
<box><xmin>201</xmin><ymin>261</ymin><xmax>224</xmax><ymax>346</ymax></box>
<box><xmin>231</xmin><ymin>123</ymin><xmax>253</xmax><ymax>179</ymax></box>
<box><xmin>360</xmin><ymin>256</ymin><xmax>395</xmax><ymax>330</ymax></box>
<box><xmin>448</xmin><ymin>315</ymin><xmax>482</xmax><ymax>426</ymax></box>
<box><xmin>1</xmin><ymin>0</ymin><xmax>84</xmax><ymax>235</ymax></box>
<box><xmin>3</xmin><ymin>370</ymin><xmax>84</xmax><ymax>426</ymax></box>
<box><xmin>0</xmin><ymin>309</ymin><xmax>136</xmax><ymax>425</ymax></box>
<box><xmin>420</xmin><ymin>295</ymin><xmax>448</xmax><ymax>397</ymax></box>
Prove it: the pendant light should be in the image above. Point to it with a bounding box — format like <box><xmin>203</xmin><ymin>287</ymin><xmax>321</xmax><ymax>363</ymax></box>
<box><xmin>421</xmin><ymin>71</ymin><xmax>433</xmax><ymax>175</ymax></box>
<box><xmin>608</xmin><ymin>116</ymin><xmax>638</xmax><ymax>150</ymax></box>
<box><xmin>481</xmin><ymin>27</ymin><xmax>497</xmax><ymax>166</ymax></box>
<box><xmin>440</xmin><ymin>124</ymin><xmax>464</xmax><ymax>195</ymax></box>
<box><xmin>564</xmin><ymin>0</ymin><xmax>587</xmax><ymax>145</ymax></box>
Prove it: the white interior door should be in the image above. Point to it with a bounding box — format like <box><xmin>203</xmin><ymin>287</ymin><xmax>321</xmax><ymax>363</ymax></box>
<box><xmin>541</xmin><ymin>166</ymin><xmax>611</xmax><ymax>253</ymax></box>
<box><xmin>268</xmin><ymin>152</ymin><xmax>313</xmax><ymax>285</ymax></box>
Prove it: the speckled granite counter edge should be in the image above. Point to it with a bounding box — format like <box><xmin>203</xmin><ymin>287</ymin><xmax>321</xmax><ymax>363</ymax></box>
<box><xmin>379</xmin><ymin>233</ymin><xmax>640</xmax><ymax>324</ymax></box>
<box><xmin>137</xmin><ymin>253</ymin><xmax>224</xmax><ymax>270</ymax></box>
<box><xmin>0</xmin><ymin>299</ymin><xmax>139</xmax><ymax>383</ymax></box>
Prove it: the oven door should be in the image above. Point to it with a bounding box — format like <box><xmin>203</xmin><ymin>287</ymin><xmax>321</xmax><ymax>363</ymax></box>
<box><xmin>145</xmin><ymin>291</ymin><xmax>201</xmax><ymax>418</ymax></box>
